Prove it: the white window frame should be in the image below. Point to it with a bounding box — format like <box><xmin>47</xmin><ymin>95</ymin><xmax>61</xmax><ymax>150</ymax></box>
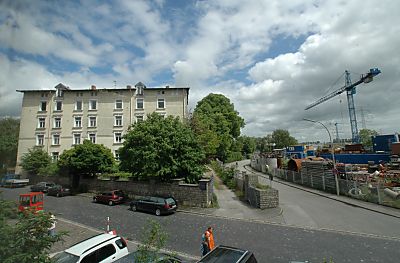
<box><xmin>88</xmin><ymin>116</ymin><xmax>97</xmax><ymax>127</ymax></box>
<box><xmin>157</xmin><ymin>98</ymin><xmax>165</xmax><ymax>109</ymax></box>
<box><xmin>75</xmin><ymin>100</ymin><xmax>82</xmax><ymax>111</ymax></box>
<box><xmin>36</xmin><ymin>134</ymin><xmax>44</xmax><ymax>146</ymax></box>
<box><xmin>52</xmin><ymin>152</ymin><xmax>59</xmax><ymax>162</ymax></box>
<box><xmin>40</xmin><ymin>101</ymin><xmax>47</xmax><ymax>111</ymax></box>
<box><xmin>88</xmin><ymin>133</ymin><xmax>96</xmax><ymax>143</ymax></box>
<box><xmin>52</xmin><ymin>134</ymin><xmax>60</xmax><ymax>145</ymax></box>
<box><xmin>115</xmin><ymin>115</ymin><xmax>123</xmax><ymax>127</ymax></box>
<box><xmin>136</xmin><ymin>115</ymin><xmax>144</xmax><ymax>123</ymax></box>
<box><xmin>115</xmin><ymin>99</ymin><xmax>123</xmax><ymax>109</ymax></box>
<box><xmin>73</xmin><ymin>133</ymin><xmax>81</xmax><ymax>145</ymax></box>
<box><xmin>114</xmin><ymin>132</ymin><xmax>122</xmax><ymax>144</ymax></box>
<box><xmin>38</xmin><ymin>117</ymin><xmax>46</xmax><ymax>128</ymax></box>
<box><xmin>114</xmin><ymin>150</ymin><xmax>120</xmax><ymax>161</ymax></box>
<box><xmin>74</xmin><ymin>116</ymin><xmax>82</xmax><ymax>128</ymax></box>
<box><xmin>55</xmin><ymin>101</ymin><xmax>62</xmax><ymax>111</ymax></box>
<box><xmin>89</xmin><ymin>100</ymin><xmax>97</xmax><ymax>110</ymax></box>
<box><xmin>54</xmin><ymin>117</ymin><xmax>61</xmax><ymax>128</ymax></box>
<box><xmin>136</xmin><ymin>98</ymin><xmax>144</xmax><ymax>109</ymax></box>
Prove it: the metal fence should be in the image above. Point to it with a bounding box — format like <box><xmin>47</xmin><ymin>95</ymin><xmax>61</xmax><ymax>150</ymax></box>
<box><xmin>269</xmin><ymin>168</ymin><xmax>400</xmax><ymax>209</ymax></box>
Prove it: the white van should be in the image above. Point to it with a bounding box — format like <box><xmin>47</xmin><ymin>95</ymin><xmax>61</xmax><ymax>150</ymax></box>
<box><xmin>53</xmin><ymin>233</ymin><xmax>129</xmax><ymax>263</ymax></box>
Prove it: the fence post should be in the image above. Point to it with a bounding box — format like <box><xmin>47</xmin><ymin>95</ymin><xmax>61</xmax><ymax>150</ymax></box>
<box><xmin>322</xmin><ymin>175</ymin><xmax>326</xmax><ymax>191</ymax></box>
<box><xmin>301</xmin><ymin>172</ymin><xmax>304</xmax><ymax>185</ymax></box>
<box><xmin>377</xmin><ymin>182</ymin><xmax>382</xmax><ymax>205</ymax></box>
<box><xmin>285</xmin><ymin>171</ymin><xmax>288</xmax><ymax>181</ymax></box>
<box><xmin>292</xmin><ymin>171</ymin><xmax>295</xmax><ymax>182</ymax></box>
<box><xmin>310</xmin><ymin>174</ymin><xmax>313</xmax><ymax>187</ymax></box>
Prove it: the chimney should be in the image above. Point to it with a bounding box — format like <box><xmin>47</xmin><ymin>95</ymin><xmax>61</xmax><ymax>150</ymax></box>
<box><xmin>166</xmin><ymin>85</ymin><xmax>169</xmax><ymax>89</ymax></box>
<box><xmin>91</xmin><ymin>85</ymin><xmax>96</xmax><ymax>90</ymax></box>
<box><xmin>127</xmin><ymin>85</ymin><xmax>132</xmax><ymax>89</ymax></box>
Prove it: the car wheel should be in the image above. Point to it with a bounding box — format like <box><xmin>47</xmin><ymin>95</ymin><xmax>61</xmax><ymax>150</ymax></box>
<box><xmin>56</xmin><ymin>193</ymin><xmax>60</xmax><ymax>198</ymax></box>
<box><xmin>131</xmin><ymin>204</ymin><xmax>137</xmax><ymax>211</ymax></box>
<box><xmin>93</xmin><ymin>197</ymin><xmax>97</xmax><ymax>203</ymax></box>
<box><xmin>108</xmin><ymin>200</ymin><xmax>114</xmax><ymax>206</ymax></box>
<box><xmin>155</xmin><ymin>209</ymin><xmax>161</xmax><ymax>216</ymax></box>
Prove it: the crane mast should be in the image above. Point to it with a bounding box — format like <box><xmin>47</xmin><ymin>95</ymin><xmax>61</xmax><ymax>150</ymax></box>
<box><xmin>305</xmin><ymin>68</ymin><xmax>381</xmax><ymax>143</ymax></box>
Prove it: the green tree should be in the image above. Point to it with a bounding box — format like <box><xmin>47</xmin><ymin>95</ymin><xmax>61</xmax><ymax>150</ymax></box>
<box><xmin>119</xmin><ymin>113</ymin><xmax>204</xmax><ymax>183</ymax></box>
<box><xmin>270</xmin><ymin>129</ymin><xmax>298</xmax><ymax>149</ymax></box>
<box><xmin>192</xmin><ymin>94</ymin><xmax>245</xmax><ymax>162</ymax></box>
<box><xmin>239</xmin><ymin>136</ymin><xmax>256</xmax><ymax>158</ymax></box>
<box><xmin>0</xmin><ymin>199</ymin><xmax>64</xmax><ymax>263</ymax></box>
<box><xmin>58</xmin><ymin>140</ymin><xmax>115</xmax><ymax>177</ymax></box>
<box><xmin>359</xmin><ymin>129</ymin><xmax>378</xmax><ymax>148</ymax></box>
<box><xmin>135</xmin><ymin>220</ymin><xmax>168</xmax><ymax>262</ymax></box>
<box><xmin>0</xmin><ymin>118</ymin><xmax>20</xmax><ymax>170</ymax></box>
<box><xmin>20</xmin><ymin>147</ymin><xmax>51</xmax><ymax>175</ymax></box>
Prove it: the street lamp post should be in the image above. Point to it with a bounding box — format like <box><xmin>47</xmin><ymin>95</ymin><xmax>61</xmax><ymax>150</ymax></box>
<box><xmin>303</xmin><ymin>118</ymin><xmax>339</xmax><ymax>196</ymax></box>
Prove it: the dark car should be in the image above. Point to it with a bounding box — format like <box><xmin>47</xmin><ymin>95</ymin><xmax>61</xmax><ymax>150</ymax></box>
<box><xmin>30</xmin><ymin>181</ymin><xmax>56</xmax><ymax>193</ymax></box>
<box><xmin>198</xmin><ymin>245</ymin><xmax>257</xmax><ymax>263</ymax></box>
<box><xmin>114</xmin><ymin>251</ymin><xmax>182</xmax><ymax>263</ymax></box>
<box><xmin>93</xmin><ymin>190</ymin><xmax>127</xmax><ymax>206</ymax></box>
<box><xmin>47</xmin><ymin>184</ymin><xmax>71</xmax><ymax>197</ymax></box>
<box><xmin>130</xmin><ymin>196</ymin><xmax>177</xmax><ymax>216</ymax></box>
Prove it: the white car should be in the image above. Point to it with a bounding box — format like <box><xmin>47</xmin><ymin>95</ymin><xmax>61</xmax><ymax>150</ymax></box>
<box><xmin>52</xmin><ymin>233</ymin><xmax>129</xmax><ymax>263</ymax></box>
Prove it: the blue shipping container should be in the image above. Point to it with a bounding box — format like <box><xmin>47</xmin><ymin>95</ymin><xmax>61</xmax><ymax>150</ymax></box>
<box><xmin>319</xmin><ymin>153</ymin><xmax>390</xmax><ymax>164</ymax></box>
<box><xmin>372</xmin><ymin>134</ymin><xmax>399</xmax><ymax>153</ymax></box>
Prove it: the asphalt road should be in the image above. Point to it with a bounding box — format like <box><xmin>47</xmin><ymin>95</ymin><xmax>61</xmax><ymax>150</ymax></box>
<box><xmin>2</xmin><ymin>186</ymin><xmax>400</xmax><ymax>263</ymax></box>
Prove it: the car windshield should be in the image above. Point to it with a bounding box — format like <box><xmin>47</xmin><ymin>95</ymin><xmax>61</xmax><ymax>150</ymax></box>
<box><xmin>199</xmin><ymin>248</ymin><xmax>245</xmax><ymax>263</ymax></box>
<box><xmin>52</xmin><ymin>251</ymin><xmax>79</xmax><ymax>263</ymax></box>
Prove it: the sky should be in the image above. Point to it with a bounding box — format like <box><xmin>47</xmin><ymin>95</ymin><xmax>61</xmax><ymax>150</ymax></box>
<box><xmin>0</xmin><ymin>0</ymin><xmax>399</xmax><ymax>143</ymax></box>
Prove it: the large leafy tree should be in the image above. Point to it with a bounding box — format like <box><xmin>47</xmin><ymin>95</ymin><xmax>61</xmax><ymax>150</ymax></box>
<box><xmin>20</xmin><ymin>147</ymin><xmax>51</xmax><ymax>175</ymax></box>
<box><xmin>359</xmin><ymin>129</ymin><xmax>378</xmax><ymax>148</ymax></box>
<box><xmin>270</xmin><ymin>129</ymin><xmax>298</xmax><ymax>149</ymax></box>
<box><xmin>0</xmin><ymin>118</ymin><xmax>20</xmax><ymax>170</ymax></box>
<box><xmin>0</xmin><ymin>199</ymin><xmax>64</xmax><ymax>263</ymax></box>
<box><xmin>58</xmin><ymin>140</ymin><xmax>115</xmax><ymax>176</ymax></box>
<box><xmin>119</xmin><ymin>113</ymin><xmax>204</xmax><ymax>183</ymax></box>
<box><xmin>192</xmin><ymin>94</ymin><xmax>245</xmax><ymax>162</ymax></box>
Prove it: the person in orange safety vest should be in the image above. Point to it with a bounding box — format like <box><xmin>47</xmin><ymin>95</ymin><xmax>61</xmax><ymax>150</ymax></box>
<box><xmin>205</xmin><ymin>226</ymin><xmax>215</xmax><ymax>251</ymax></box>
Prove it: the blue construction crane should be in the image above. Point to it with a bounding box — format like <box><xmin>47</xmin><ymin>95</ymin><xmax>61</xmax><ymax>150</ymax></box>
<box><xmin>305</xmin><ymin>68</ymin><xmax>381</xmax><ymax>143</ymax></box>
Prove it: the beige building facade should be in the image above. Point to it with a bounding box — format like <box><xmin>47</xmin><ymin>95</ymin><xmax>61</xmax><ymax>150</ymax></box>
<box><xmin>16</xmin><ymin>82</ymin><xmax>189</xmax><ymax>174</ymax></box>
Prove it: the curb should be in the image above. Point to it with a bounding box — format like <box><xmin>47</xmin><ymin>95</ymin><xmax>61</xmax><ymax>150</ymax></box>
<box><xmin>243</xmin><ymin>165</ymin><xmax>400</xmax><ymax>219</ymax></box>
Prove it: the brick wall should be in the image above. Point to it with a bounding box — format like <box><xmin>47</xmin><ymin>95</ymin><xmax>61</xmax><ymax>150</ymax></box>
<box><xmin>241</xmin><ymin>172</ymin><xmax>279</xmax><ymax>209</ymax></box>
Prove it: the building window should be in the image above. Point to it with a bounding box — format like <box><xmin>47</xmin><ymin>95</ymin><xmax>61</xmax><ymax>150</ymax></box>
<box><xmin>73</xmin><ymin>133</ymin><xmax>81</xmax><ymax>145</ymax></box>
<box><xmin>75</xmin><ymin>101</ymin><xmax>82</xmax><ymax>111</ymax></box>
<box><xmin>36</xmin><ymin>134</ymin><xmax>44</xmax><ymax>146</ymax></box>
<box><xmin>115</xmin><ymin>115</ymin><xmax>123</xmax><ymax>127</ymax></box>
<box><xmin>88</xmin><ymin>133</ymin><xmax>96</xmax><ymax>143</ymax></box>
<box><xmin>55</xmin><ymin>101</ymin><xmax>62</xmax><ymax>111</ymax></box>
<box><xmin>52</xmin><ymin>152</ymin><xmax>59</xmax><ymax>162</ymax></box>
<box><xmin>88</xmin><ymin>116</ymin><xmax>97</xmax><ymax>127</ymax></box>
<box><xmin>52</xmin><ymin>134</ymin><xmax>60</xmax><ymax>145</ymax></box>
<box><xmin>114</xmin><ymin>150</ymin><xmax>120</xmax><ymax>161</ymax></box>
<box><xmin>38</xmin><ymin>117</ymin><xmax>46</xmax><ymax>128</ymax></box>
<box><xmin>157</xmin><ymin>98</ymin><xmax>165</xmax><ymax>109</ymax></box>
<box><xmin>54</xmin><ymin>117</ymin><xmax>61</xmax><ymax>128</ymax></box>
<box><xmin>56</xmin><ymin>89</ymin><xmax>63</xmax><ymax>97</ymax></box>
<box><xmin>74</xmin><ymin>116</ymin><xmax>82</xmax><ymax>128</ymax></box>
<box><xmin>115</xmin><ymin>100</ymin><xmax>123</xmax><ymax>109</ymax></box>
<box><xmin>89</xmin><ymin>100</ymin><xmax>97</xmax><ymax>110</ymax></box>
<box><xmin>136</xmin><ymin>115</ymin><xmax>144</xmax><ymax>123</ymax></box>
<box><xmin>136</xmin><ymin>98</ymin><xmax>144</xmax><ymax>109</ymax></box>
<box><xmin>114</xmin><ymin>132</ymin><xmax>122</xmax><ymax>144</ymax></box>
<box><xmin>40</xmin><ymin>101</ymin><xmax>47</xmax><ymax>111</ymax></box>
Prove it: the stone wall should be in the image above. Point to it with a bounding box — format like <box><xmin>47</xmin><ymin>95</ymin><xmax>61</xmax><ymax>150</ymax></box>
<box><xmin>242</xmin><ymin>172</ymin><xmax>279</xmax><ymax>209</ymax></box>
<box><xmin>28</xmin><ymin>175</ymin><xmax>213</xmax><ymax>208</ymax></box>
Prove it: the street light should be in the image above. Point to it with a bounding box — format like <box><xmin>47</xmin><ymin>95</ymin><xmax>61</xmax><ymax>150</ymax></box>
<box><xmin>303</xmin><ymin>118</ymin><xmax>339</xmax><ymax>196</ymax></box>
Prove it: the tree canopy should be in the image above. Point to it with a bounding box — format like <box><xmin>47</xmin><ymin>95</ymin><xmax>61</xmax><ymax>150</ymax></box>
<box><xmin>359</xmin><ymin>129</ymin><xmax>378</xmax><ymax>148</ymax></box>
<box><xmin>58</xmin><ymin>140</ymin><xmax>115</xmax><ymax>176</ymax></box>
<box><xmin>0</xmin><ymin>118</ymin><xmax>20</xmax><ymax>169</ymax></box>
<box><xmin>119</xmin><ymin>113</ymin><xmax>204</xmax><ymax>183</ymax></box>
<box><xmin>20</xmin><ymin>147</ymin><xmax>51</xmax><ymax>175</ymax></box>
<box><xmin>271</xmin><ymin>129</ymin><xmax>298</xmax><ymax>149</ymax></box>
<box><xmin>192</xmin><ymin>93</ymin><xmax>245</xmax><ymax>162</ymax></box>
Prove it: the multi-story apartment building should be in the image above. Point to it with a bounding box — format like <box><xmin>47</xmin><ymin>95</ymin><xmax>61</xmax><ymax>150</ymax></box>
<box><xmin>15</xmin><ymin>82</ymin><xmax>189</xmax><ymax>174</ymax></box>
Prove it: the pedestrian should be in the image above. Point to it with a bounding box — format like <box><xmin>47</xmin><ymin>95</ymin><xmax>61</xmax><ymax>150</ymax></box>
<box><xmin>200</xmin><ymin>232</ymin><xmax>209</xmax><ymax>256</ymax></box>
<box><xmin>205</xmin><ymin>226</ymin><xmax>215</xmax><ymax>251</ymax></box>
<box><xmin>48</xmin><ymin>213</ymin><xmax>56</xmax><ymax>237</ymax></box>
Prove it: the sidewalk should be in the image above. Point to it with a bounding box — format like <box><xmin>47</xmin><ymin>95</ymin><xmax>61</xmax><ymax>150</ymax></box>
<box><xmin>243</xmin><ymin>164</ymin><xmax>400</xmax><ymax>219</ymax></box>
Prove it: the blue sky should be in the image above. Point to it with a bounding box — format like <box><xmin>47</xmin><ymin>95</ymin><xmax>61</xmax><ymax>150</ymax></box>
<box><xmin>1</xmin><ymin>0</ymin><xmax>399</xmax><ymax>142</ymax></box>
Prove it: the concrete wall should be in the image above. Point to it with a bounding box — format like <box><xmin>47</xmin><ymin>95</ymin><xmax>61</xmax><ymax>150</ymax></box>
<box><xmin>28</xmin><ymin>175</ymin><xmax>212</xmax><ymax>208</ymax></box>
<box><xmin>242</xmin><ymin>172</ymin><xmax>279</xmax><ymax>209</ymax></box>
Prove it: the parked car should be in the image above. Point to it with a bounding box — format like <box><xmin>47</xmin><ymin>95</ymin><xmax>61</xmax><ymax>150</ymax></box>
<box><xmin>113</xmin><ymin>251</ymin><xmax>182</xmax><ymax>263</ymax></box>
<box><xmin>30</xmin><ymin>181</ymin><xmax>55</xmax><ymax>193</ymax></box>
<box><xmin>198</xmin><ymin>245</ymin><xmax>257</xmax><ymax>263</ymax></box>
<box><xmin>130</xmin><ymin>196</ymin><xmax>177</xmax><ymax>216</ymax></box>
<box><xmin>52</xmin><ymin>233</ymin><xmax>129</xmax><ymax>263</ymax></box>
<box><xmin>47</xmin><ymin>184</ymin><xmax>71</xmax><ymax>197</ymax></box>
<box><xmin>93</xmin><ymin>190</ymin><xmax>127</xmax><ymax>206</ymax></box>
